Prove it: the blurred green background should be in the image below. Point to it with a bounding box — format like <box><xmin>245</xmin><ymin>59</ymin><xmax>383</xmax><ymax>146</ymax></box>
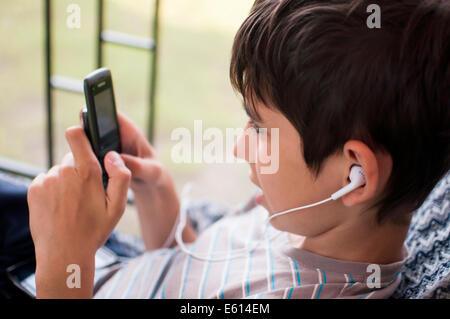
<box><xmin>0</xmin><ymin>0</ymin><xmax>258</xmax><ymax>235</ymax></box>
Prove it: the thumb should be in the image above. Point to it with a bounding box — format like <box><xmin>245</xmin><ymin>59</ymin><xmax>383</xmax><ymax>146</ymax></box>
<box><xmin>120</xmin><ymin>153</ymin><xmax>163</xmax><ymax>183</ymax></box>
<box><xmin>104</xmin><ymin>151</ymin><xmax>131</xmax><ymax>218</ymax></box>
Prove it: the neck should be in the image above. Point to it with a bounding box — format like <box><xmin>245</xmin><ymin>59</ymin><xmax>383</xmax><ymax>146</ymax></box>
<box><xmin>291</xmin><ymin>212</ymin><xmax>411</xmax><ymax>264</ymax></box>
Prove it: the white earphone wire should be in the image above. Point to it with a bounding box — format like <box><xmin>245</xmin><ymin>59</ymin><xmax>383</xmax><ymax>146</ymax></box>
<box><xmin>174</xmin><ymin>165</ymin><xmax>364</xmax><ymax>262</ymax></box>
<box><xmin>174</xmin><ymin>182</ymin><xmax>333</xmax><ymax>262</ymax></box>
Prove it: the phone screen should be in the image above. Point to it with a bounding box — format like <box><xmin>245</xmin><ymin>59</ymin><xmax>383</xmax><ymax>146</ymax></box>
<box><xmin>94</xmin><ymin>88</ymin><xmax>118</xmax><ymax>141</ymax></box>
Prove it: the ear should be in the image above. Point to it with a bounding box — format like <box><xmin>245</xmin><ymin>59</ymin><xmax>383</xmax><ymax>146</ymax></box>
<box><xmin>340</xmin><ymin>140</ymin><xmax>381</xmax><ymax>207</ymax></box>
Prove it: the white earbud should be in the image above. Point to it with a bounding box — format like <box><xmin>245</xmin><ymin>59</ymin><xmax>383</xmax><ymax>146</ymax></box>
<box><xmin>331</xmin><ymin>165</ymin><xmax>366</xmax><ymax>200</ymax></box>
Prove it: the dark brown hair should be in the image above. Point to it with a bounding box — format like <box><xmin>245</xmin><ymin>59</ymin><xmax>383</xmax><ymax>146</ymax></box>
<box><xmin>230</xmin><ymin>0</ymin><xmax>450</xmax><ymax>224</ymax></box>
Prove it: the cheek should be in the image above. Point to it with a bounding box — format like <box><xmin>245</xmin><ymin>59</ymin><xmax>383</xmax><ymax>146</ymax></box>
<box><xmin>255</xmin><ymin>147</ymin><xmax>317</xmax><ymax>218</ymax></box>
<box><xmin>253</xmin><ymin>131</ymin><xmax>279</xmax><ymax>177</ymax></box>
<box><xmin>256</xmin><ymin>158</ymin><xmax>304</xmax><ymax>213</ymax></box>
<box><xmin>253</xmin><ymin>138</ymin><xmax>282</xmax><ymax>198</ymax></box>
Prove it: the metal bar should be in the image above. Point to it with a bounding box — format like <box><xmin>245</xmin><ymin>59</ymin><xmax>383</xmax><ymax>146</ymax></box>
<box><xmin>50</xmin><ymin>75</ymin><xmax>84</xmax><ymax>94</ymax></box>
<box><xmin>97</xmin><ymin>0</ymin><xmax>103</xmax><ymax>68</ymax></box>
<box><xmin>0</xmin><ymin>157</ymin><xmax>45</xmax><ymax>180</ymax></box>
<box><xmin>101</xmin><ymin>30</ymin><xmax>156</xmax><ymax>51</ymax></box>
<box><xmin>44</xmin><ymin>0</ymin><xmax>53</xmax><ymax>168</ymax></box>
<box><xmin>148</xmin><ymin>0</ymin><xmax>160</xmax><ymax>144</ymax></box>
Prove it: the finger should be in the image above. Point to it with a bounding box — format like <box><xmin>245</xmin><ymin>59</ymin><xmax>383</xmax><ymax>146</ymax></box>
<box><xmin>28</xmin><ymin>167</ymin><xmax>59</xmax><ymax>202</ymax></box>
<box><xmin>65</xmin><ymin>126</ymin><xmax>99</xmax><ymax>176</ymax></box>
<box><xmin>104</xmin><ymin>151</ymin><xmax>131</xmax><ymax>221</ymax></box>
<box><xmin>46</xmin><ymin>165</ymin><xmax>60</xmax><ymax>178</ymax></box>
<box><xmin>61</xmin><ymin>152</ymin><xmax>75</xmax><ymax>166</ymax></box>
<box><xmin>116</xmin><ymin>111</ymin><xmax>155</xmax><ymax>157</ymax></box>
<box><xmin>27</xmin><ymin>172</ymin><xmax>47</xmax><ymax>203</ymax></box>
<box><xmin>120</xmin><ymin>153</ymin><xmax>162</xmax><ymax>183</ymax></box>
<box><xmin>30</xmin><ymin>172</ymin><xmax>47</xmax><ymax>189</ymax></box>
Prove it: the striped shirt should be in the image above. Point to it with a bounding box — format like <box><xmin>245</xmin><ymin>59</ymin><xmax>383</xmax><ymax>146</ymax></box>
<box><xmin>94</xmin><ymin>205</ymin><xmax>409</xmax><ymax>299</ymax></box>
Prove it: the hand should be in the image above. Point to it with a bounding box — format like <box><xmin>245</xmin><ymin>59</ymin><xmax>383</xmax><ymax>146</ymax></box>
<box><xmin>79</xmin><ymin>109</ymin><xmax>167</xmax><ymax>192</ymax></box>
<box><xmin>112</xmin><ymin>111</ymin><xmax>196</xmax><ymax>249</ymax></box>
<box><xmin>114</xmin><ymin>111</ymin><xmax>168</xmax><ymax>191</ymax></box>
<box><xmin>27</xmin><ymin>126</ymin><xmax>131</xmax><ymax>298</ymax></box>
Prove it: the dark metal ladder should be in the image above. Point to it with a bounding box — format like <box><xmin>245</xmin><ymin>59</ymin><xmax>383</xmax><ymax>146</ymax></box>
<box><xmin>44</xmin><ymin>0</ymin><xmax>160</xmax><ymax>167</ymax></box>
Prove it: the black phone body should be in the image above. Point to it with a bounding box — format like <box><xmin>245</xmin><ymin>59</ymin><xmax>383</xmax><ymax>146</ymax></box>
<box><xmin>83</xmin><ymin>68</ymin><xmax>121</xmax><ymax>188</ymax></box>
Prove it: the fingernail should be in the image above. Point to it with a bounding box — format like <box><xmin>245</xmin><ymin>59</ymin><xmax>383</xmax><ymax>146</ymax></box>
<box><xmin>108</xmin><ymin>151</ymin><xmax>123</xmax><ymax>165</ymax></box>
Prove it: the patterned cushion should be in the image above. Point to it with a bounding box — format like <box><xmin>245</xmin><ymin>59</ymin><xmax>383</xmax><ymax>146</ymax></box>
<box><xmin>392</xmin><ymin>172</ymin><xmax>450</xmax><ymax>299</ymax></box>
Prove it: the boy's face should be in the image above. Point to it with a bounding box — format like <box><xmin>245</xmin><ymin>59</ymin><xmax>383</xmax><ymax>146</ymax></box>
<box><xmin>234</xmin><ymin>99</ymin><xmax>349</xmax><ymax>236</ymax></box>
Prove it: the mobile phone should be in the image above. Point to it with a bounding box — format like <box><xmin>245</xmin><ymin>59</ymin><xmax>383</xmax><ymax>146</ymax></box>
<box><xmin>82</xmin><ymin>67</ymin><xmax>121</xmax><ymax>189</ymax></box>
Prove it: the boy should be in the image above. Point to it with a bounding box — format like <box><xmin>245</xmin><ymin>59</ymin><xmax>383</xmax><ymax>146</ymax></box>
<box><xmin>27</xmin><ymin>0</ymin><xmax>449</xmax><ymax>298</ymax></box>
